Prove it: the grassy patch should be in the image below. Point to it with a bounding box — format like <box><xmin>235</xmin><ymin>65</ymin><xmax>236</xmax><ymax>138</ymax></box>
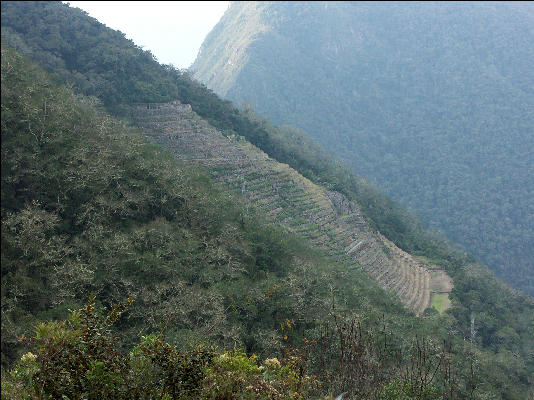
<box><xmin>431</xmin><ymin>293</ymin><xmax>451</xmax><ymax>314</ymax></box>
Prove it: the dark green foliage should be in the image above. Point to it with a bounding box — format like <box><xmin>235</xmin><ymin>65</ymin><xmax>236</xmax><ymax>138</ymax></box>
<box><xmin>0</xmin><ymin>2</ymin><xmax>411</xmax><ymax>256</ymax></box>
<box><xmin>192</xmin><ymin>1</ymin><xmax>534</xmax><ymax>297</ymax></box>
<box><xmin>450</xmin><ymin>264</ymin><xmax>534</xmax><ymax>355</ymax></box>
<box><xmin>0</xmin><ymin>44</ymin><xmax>408</xmax><ymax>384</ymax></box>
<box><xmin>31</xmin><ymin>298</ymin><xmax>133</xmax><ymax>399</ymax></box>
<box><xmin>2</xmin><ymin>2</ymin><xmax>534</xmax><ymax>397</ymax></box>
<box><xmin>1</xmin><ymin>298</ymin><xmax>317</xmax><ymax>399</ymax></box>
<box><xmin>0</xmin><ymin>0</ymin><xmax>458</xmax><ymax>271</ymax></box>
<box><xmin>1</xmin><ymin>1</ymin><xmax>179</xmax><ymax>112</ymax></box>
<box><xmin>0</xmin><ymin>298</ymin><xmax>503</xmax><ymax>400</ymax></box>
<box><xmin>134</xmin><ymin>333</ymin><xmax>213</xmax><ymax>398</ymax></box>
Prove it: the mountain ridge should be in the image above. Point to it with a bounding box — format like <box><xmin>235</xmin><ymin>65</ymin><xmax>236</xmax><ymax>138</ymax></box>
<box><xmin>192</xmin><ymin>1</ymin><xmax>534</xmax><ymax>297</ymax></box>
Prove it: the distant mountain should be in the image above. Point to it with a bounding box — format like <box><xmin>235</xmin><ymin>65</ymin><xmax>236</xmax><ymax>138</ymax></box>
<box><xmin>192</xmin><ymin>1</ymin><xmax>534</xmax><ymax>297</ymax></box>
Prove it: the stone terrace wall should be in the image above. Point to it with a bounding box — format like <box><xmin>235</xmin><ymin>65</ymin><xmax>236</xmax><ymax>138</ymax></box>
<box><xmin>132</xmin><ymin>101</ymin><xmax>449</xmax><ymax>315</ymax></box>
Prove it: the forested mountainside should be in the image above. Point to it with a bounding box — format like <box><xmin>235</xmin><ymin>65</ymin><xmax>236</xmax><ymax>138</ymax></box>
<box><xmin>2</xmin><ymin>2</ymin><xmax>534</xmax><ymax>399</ymax></box>
<box><xmin>192</xmin><ymin>1</ymin><xmax>534</xmax><ymax>297</ymax></box>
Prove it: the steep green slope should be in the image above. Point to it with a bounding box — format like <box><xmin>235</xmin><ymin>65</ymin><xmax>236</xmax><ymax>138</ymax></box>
<box><xmin>131</xmin><ymin>100</ymin><xmax>442</xmax><ymax>317</ymax></box>
<box><xmin>1</xmin><ymin>43</ymin><xmax>407</xmax><ymax>372</ymax></box>
<box><xmin>192</xmin><ymin>1</ymin><xmax>534</xmax><ymax>297</ymax></box>
<box><xmin>0</xmin><ymin>1</ymin><xmax>441</xmax><ymax>259</ymax></box>
<box><xmin>0</xmin><ymin>1</ymin><xmax>473</xmax><ymax>268</ymax></box>
<box><xmin>2</xmin><ymin>45</ymin><xmax>533</xmax><ymax>400</ymax></box>
<box><xmin>2</xmin><ymin>2</ymin><xmax>534</xmax><ymax>397</ymax></box>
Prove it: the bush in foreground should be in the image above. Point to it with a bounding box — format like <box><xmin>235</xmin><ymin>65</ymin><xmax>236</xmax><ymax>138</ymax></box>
<box><xmin>1</xmin><ymin>297</ymin><xmax>318</xmax><ymax>399</ymax></box>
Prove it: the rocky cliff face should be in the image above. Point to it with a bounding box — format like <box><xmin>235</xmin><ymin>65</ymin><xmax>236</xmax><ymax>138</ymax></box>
<box><xmin>132</xmin><ymin>101</ymin><xmax>453</xmax><ymax>315</ymax></box>
<box><xmin>192</xmin><ymin>2</ymin><xmax>270</xmax><ymax>96</ymax></box>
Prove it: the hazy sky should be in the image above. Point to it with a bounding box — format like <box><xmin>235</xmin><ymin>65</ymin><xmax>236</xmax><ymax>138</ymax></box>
<box><xmin>67</xmin><ymin>1</ymin><xmax>229</xmax><ymax>69</ymax></box>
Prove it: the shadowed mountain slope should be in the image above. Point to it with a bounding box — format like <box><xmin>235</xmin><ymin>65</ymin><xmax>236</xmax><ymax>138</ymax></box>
<box><xmin>192</xmin><ymin>1</ymin><xmax>534</xmax><ymax>297</ymax></box>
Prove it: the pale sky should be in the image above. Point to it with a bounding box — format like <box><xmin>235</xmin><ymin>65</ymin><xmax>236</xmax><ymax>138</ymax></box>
<box><xmin>66</xmin><ymin>1</ymin><xmax>230</xmax><ymax>69</ymax></box>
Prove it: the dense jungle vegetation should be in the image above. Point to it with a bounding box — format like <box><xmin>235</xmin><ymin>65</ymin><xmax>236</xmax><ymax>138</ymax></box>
<box><xmin>0</xmin><ymin>41</ymin><xmax>489</xmax><ymax>400</ymax></box>
<box><xmin>192</xmin><ymin>1</ymin><xmax>534</xmax><ymax>297</ymax></box>
<box><xmin>0</xmin><ymin>0</ymin><xmax>472</xmax><ymax>269</ymax></box>
<box><xmin>1</xmin><ymin>2</ymin><xmax>534</xmax><ymax>398</ymax></box>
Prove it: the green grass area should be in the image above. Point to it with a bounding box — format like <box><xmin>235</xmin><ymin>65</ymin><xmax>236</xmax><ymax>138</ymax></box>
<box><xmin>431</xmin><ymin>293</ymin><xmax>451</xmax><ymax>314</ymax></box>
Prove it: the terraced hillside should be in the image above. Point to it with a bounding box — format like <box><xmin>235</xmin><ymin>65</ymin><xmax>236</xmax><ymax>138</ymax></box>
<box><xmin>132</xmin><ymin>101</ymin><xmax>450</xmax><ymax>316</ymax></box>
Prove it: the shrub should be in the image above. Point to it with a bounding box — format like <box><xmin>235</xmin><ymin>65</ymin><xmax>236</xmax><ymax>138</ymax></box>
<box><xmin>1</xmin><ymin>298</ymin><xmax>318</xmax><ymax>399</ymax></box>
